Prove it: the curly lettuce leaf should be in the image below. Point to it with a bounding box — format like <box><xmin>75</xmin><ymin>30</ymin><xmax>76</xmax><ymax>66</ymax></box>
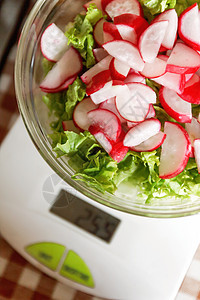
<box><xmin>138</xmin><ymin>0</ymin><xmax>176</xmax><ymax>21</ymax></box>
<box><xmin>66</xmin><ymin>4</ymin><xmax>104</xmax><ymax>68</ymax></box>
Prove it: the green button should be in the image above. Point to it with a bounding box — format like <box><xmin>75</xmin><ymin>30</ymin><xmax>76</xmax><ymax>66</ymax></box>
<box><xmin>25</xmin><ymin>242</ymin><xmax>65</xmax><ymax>271</ymax></box>
<box><xmin>60</xmin><ymin>250</ymin><xmax>94</xmax><ymax>288</ymax></box>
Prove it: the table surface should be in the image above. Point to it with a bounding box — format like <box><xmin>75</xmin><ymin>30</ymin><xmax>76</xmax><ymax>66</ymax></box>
<box><xmin>1</xmin><ymin>2</ymin><xmax>200</xmax><ymax>300</ymax></box>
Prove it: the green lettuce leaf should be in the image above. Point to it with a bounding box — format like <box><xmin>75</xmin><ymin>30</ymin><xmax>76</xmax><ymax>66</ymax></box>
<box><xmin>66</xmin><ymin>4</ymin><xmax>104</xmax><ymax>68</ymax></box>
<box><xmin>175</xmin><ymin>0</ymin><xmax>200</xmax><ymax>16</ymax></box>
<box><xmin>138</xmin><ymin>0</ymin><xmax>176</xmax><ymax>21</ymax></box>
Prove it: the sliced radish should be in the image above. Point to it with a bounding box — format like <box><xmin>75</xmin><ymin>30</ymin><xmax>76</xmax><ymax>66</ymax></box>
<box><xmin>158</xmin><ymin>54</ymin><xmax>169</xmax><ymax>62</ymax></box>
<box><xmin>94</xmin><ymin>19</ymin><xmax>107</xmax><ymax>46</ymax></box>
<box><xmin>185</xmin><ymin>117</ymin><xmax>200</xmax><ymax>146</ymax></box>
<box><xmin>81</xmin><ymin>55</ymin><xmax>112</xmax><ymax>84</ymax></box>
<box><xmin>86</xmin><ymin>70</ymin><xmax>111</xmax><ymax>95</ymax></box>
<box><xmin>116</xmin><ymin>83</ymin><xmax>157</xmax><ymax>122</ymax></box>
<box><xmin>109</xmin><ymin>141</ymin><xmax>128</xmax><ymax>162</ymax></box>
<box><xmin>109</xmin><ymin>57</ymin><xmax>130</xmax><ymax>80</ymax></box>
<box><xmin>73</xmin><ymin>97</ymin><xmax>99</xmax><ymax>131</ymax></box>
<box><xmin>131</xmin><ymin>131</ymin><xmax>166</xmax><ymax>152</ymax></box>
<box><xmin>88</xmin><ymin>108</ymin><xmax>121</xmax><ymax>141</ymax></box>
<box><xmin>185</xmin><ymin>73</ymin><xmax>194</xmax><ymax>82</ymax></box>
<box><xmin>83</xmin><ymin>0</ymin><xmax>103</xmax><ymax>11</ymax></box>
<box><xmin>62</xmin><ymin>120</ymin><xmax>80</xmax><ymax>133</ymax></box>
<box><xmin>146</xmin><ymin>104</ymin><xmax>156</xmax><ymax>119</ymax></box>
<box><xmin>102</xmin><ymin>0</ymin><xmax>142</xmax><ymax>20</ymax></box>
<box><xmin>40</xmin><ymin>47</ymin><xmax>82</xmax><ymax>90</ymax></box>
<box><xmin>103</xmin><ymin>22</ymin><xmax>122</xmax><ymax>43</ymax></box>
<box><xmin>124</xmin><ymin>71</ymin><xmax>145</xmax><ymax>84</ymax></box>
<box><xmin>159</xmin><ymin>87</ymin><xmax>192</xmax><ymax>123</ymax></box>
<box><xmin>127</xmin><ymin>121</ymin><xmax>138</xmax><ymax>128</ymax></box>
<box><xmin>140</xmin><ymin>57</ymin><xmax>167</xmax><ymax>79</ymax></box>
<box><xmin>123</xmin><ymin>119</ymin><xmax>161</xmax><ymax>147</ymax></box>
<box><xmin>152</xmin><ymin>9</ymin><xmax>178</xmax><ymax>50</ymax></box>
<box><xmin>40</xmin><ymin>23</ymin><xmax>69</xmax><ymax>62</ymax></box>
<box><xmin>139</xmin><ymin>21</ymin><xmax>168</xmax><ymax>63</ymax></box>
<box><xmin>153</xmin><ymin>72</ymin><xmax>185</xmax><ymax>94</ymax></box>
<box><xmin>90</xmin><ymin>129</ymin><xmax>113</xmax><ymax>153</ymax></box>
<box><xmin>115</xmin><ymin>24</ymin><xmax>137</xmax><ymax>44</ymax></box>
<box><xmin>93</xmin><ymin>48</ymin><xmax>108</xmax><ymax>62</ymax></box>
<box><xmin>40</xmin><ymin>76</ymin><xmax>76</xmax><ymax>93</ymax></box>
<box><xmin>178</xmin><ymin>3</ymin><xmax>200</xmax><ymax>51</ymax></box>
<box><xmin>114</xmin><ymin>13</ymin><xmax>148</xmax><ymax>41</ymax></box>
<box><xmin>194</xmin><ymin>139</ymin><xmax>200</xmax><ymax>173</ymax></box>
<box><xmin>166</xmin><ymin>42</ymin><xmax>200</xmax><ymax>74</ymax></box>
<box><xmin>99</xmin><ymin>97</ymin><xmax>126</xmax><ymax>123</ymax></box>
<box><xmin>159</xmin><ymin>122</ymin><xmax>191</xmax><ymax>179</ymax></box>
<box><xmin>103</xmin><ymin>40</ymin><xmax>144</xmax><ymax>71</ymax></box>
<box><xmin>178</xmin><ymin>74</ymin><xmax>200</xmax><ymax>104</ymax></box>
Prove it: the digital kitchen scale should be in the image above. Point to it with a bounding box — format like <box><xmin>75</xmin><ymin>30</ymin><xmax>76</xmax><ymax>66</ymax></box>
<box><xmin>1</xmin><ymin>117</ymin><xmax>200</xmax><ymax>300</ymax></box>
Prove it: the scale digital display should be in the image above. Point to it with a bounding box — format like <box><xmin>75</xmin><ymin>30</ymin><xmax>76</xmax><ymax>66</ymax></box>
<box><xmin>50</xmin><ymin>190</ymin><xmax>120</xmax><ymax>243</ymax></box>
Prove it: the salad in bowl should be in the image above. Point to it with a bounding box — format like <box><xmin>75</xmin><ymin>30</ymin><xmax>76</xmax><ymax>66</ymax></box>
<box><xmin>16</xmin><ymin>0</ymin><xmax>200</xmax><ymax>215</ymax></box>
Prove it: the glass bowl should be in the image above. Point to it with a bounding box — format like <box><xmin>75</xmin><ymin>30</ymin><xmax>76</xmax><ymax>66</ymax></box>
<box><xmin>15</xmin><ymin>0</ymin><xmax>200</xmax><ymax>218</ymax></box>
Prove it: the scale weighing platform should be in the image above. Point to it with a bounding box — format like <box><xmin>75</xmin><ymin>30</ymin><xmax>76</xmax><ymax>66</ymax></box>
<box><xmin>1</xmin><ymin>117</ymin><xmax>200</xmax><ymax>300</ymax></box>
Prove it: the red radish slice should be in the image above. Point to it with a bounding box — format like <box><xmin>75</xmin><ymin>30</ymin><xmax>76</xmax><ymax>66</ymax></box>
<box><xmin>196</xmin><ymin>68</ymin><xmax>200</xmax><ymax>77</ymax></box>
<box><xmin>178</xmin><ymin>3</ymin><xmax>200</xmax><ymax>51</ymax></box>
<box><xmin>99</xmin><ymin>97</ymin><xmax>126</xmax><ymax>123</ymax></box>
<box><xmin>83</xmin><ymin>0</ymin><xmax>103</xmax><ymax>11</ymax></box>
<box><xmin>185</xmin><ymin>73</ymin><xmax>194</xmax><ymax>82</ymax></box>
<box><xmin>114</xmin><ymin>13</ymin><xmax>148</xmax><ymax>40</ymax></box>
<box><xmin>115</xmin><ymin>24</ymin><xmax>137</xmax><ymax>44</ymax></box>
<box><xmin>102</xmin><ymin>0</ymin><xmax>142</xmax><ymax>20</ymax></box>
<box><xmin>81</xmin><ymin>55</ymin><xmax>112</xmax><ymax>84</ymax></box>
<box><xmin>110</xmin><ymin>141</ymin><xmax>128</xmax><ymax>162</ymax></box>
<box><xmin>139</xmin><ymin>21</ymin><xmax>168</xmax><ymax>63</ymax></box>
<box><xmin>73</xmin><ymin>97</ymin><xmax>98</xmax><ymax>131</ymax></box>
<box><xmin>103</xmin><ymin>22</ymin><xmax>122</xmax><ymax>42</ymax></box>
<box><xmin>94</xmin><ymin>19</ymin><xmax>107</xmax><ymax>46</ymax></box>
<box><xmin>40</xmin><ymin>23</ymin><xmax>69</xmax><ymax>62</ymax></box>
<box><xmin>178</xmin><ymin>74</ymin><xmax>200</xmax><ymax>104</ymax></box>
<box><xmin>88</xmin><ymin>108</ymin><xmax>121</xmax><ymax>141</ymax></box>
<box><xmin>40</xmin><ymin>76</ymin><xmax>76</xmax><ymax>93</ymax></box>
<box><xmin>86</xmin><ymin>70</ymin><xmax>111</xmax><ymax>95</ymax></box>
<box><xmin>40</xmin><ymin>47</ymin><xmax>82</xmax><ymax>90</ymax></box>
<box><xmin>194</xmin><ymin>139</ymin><xmax>200</xmax><ymax>173</ymax></box>
<box><xmin>62</xmin><ymin>120</ymin><xmax>80</xmax><ymax>133</ymax></box>
<box><xmin>90</xmin><ymin>80</ymin><xmax>126</xmax><ymax>104</ymax></box>
<box><xmin>185</xmin><ymin>117</ymin><xmax>200</xmax><ymax>146</ymax></box>
<box><xmin>159</xmin><ymin>87</ymin><xmax>192</xmax><ymax>123</ymax></box>
<box><xmin>159</xmin><ymin>122</ymin><xmax>191</xmax><ymax>179</ymax></box>
<box><xmin>146</xmin><ymin>104</ymin><xmax>156</xmax><ymax>119</ymax></box>
<box><xmin>131</xmin><ymin>131</ymin><xmax>166</xmax><ymax>152</ymax></box>
<box><xmin>123</xmin><ymin>119</ymin><xmax>161</xmax><ymax>147</ymax></box>
<box><xmin>140</xmin><ymin>57</ymin><xmax>167</xmax><ymax>79</ymax></box>
<box><xmin>127</xmin><ymin>121</ymin><xmax>138</xmax><ymax>128</ymax></box>
<box><xmin>166</xmin><ymin>43</ymin><xmax>200</xmax><ymax>74</ymax></box>
<box><xmin>153</xmin><ymin>72</ymin><xmax>185</xmax><ymax>94</ymax></box>
<box><xmin>152</xmin><ymin>9</ymin><xmax>178</xmax><ymax>50</ymax></box>
<box><xmin>158</xmin><ymin>54</ymin><xmax>169</xmax><ymax>62</ymax></box>
<box><xmin>93</xmin><ymin>48</ymin><xmax>108</xmax><ymax>62</ymax></box>
<box><xmin>116</xmin><ymin>83</ymin><xmax>157</xmax><ymax>122</ymax></box>
<box><xmin>103</xmin><ymin>40</ymin><xmax>144</xmax><ymax>71</ymax></box>
<box><xmin>91</xmin><ymin>129</ymin><xmax>113</xmax><ymax>153</ymax></box>
<box><xmin>110</xmin><ymin>57</ymin><xmax>130</xmax><ymax>80</ymax></box>
<box><xmin>124</xmin><ymin>71</ymin><xmax>145</xmax><ymax>84</ymax></box>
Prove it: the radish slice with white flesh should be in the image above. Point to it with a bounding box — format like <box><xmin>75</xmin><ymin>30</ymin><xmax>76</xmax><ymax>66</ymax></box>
<box><xmin>110</xmin><ymin>57</ymin><xmax>130</xmax><ymax>80</ymax></box>
<box><xmin>123</xmin><ymin>119</ymin><xmax>161</xmax><ymax>147</ymax></box>
<box><xmin>83</xmin><ymin>0</ymin><xmax>103</xmax><ymax>11</ymax></box>
<box><xmin>88</xmin><ymin>108</ymin><xmax>121</xmax><ymax>141</ymax></box>
<box><xmin>73</xmin><ymin>97</ymin><xmax>99</xmax><ymax>131</ymax></box>
<box><xmin>115</xmin><ymin>24</ymin><xmax>137</xmax><ymax>44</ymax></box>
<box><xmin>103</xmin><ymin>40</ymin><xmax>144</xmax><ymax>71</ymax></box>
<box><xmin>81</xmin><ymin>55</ymin><xmax>112</xmax><ymax>84</ymax></box>
<box><xmin>166</xmin><ymin>42</ymin><xmax>200</xmax><ymax>74</ymax></box>
<box><xmin>159</xmin><ymin>122</ymin><xmax>191</xmax><ymax>179</ymax></box>
<box><xmin>99</xmin><ymin>97</ymin><xmax>126</xmax><ymax>123</ymax></box>
<box><xmin>86</xmin><ymin>70</ymin><xmax>111</xmax><ymax>95</ymax></box>
<box><xmin>40</xmin><ymin>47</ymin><xmax>82</xmax><ymax>90</ymax></box>
<box><xmin>178</xmin><ymin>74</ymin><xmax>200</xmax><ymax>104</ymax></box>
<box><xmin>146</xmin><ymin>104</ymin><xmax>156</xmax><ymax>118</ymax></box>
<box><xmin>194</xmin><ymin>139</ymin><xmax>200</xmax><ymax>173</ymax></box>
<box><xmin>91</xmin><ymin>130</ymin><xmax>113</xmax><ymax>153</ymax></box>
<box><xmin>140</xmin><ymin>57</ymin><xmax>167</xmax><ymax>78</ymax></box>
<box><xmin>153</xmin><ymin>72</ymin><xmax>185</xmax><ymax>94</ymax></box>
<box><xmin>185</xmin><ymin>117</ymin><xmax>200</xmax><ymax>146</ymax></box>
<box><xmin>158</xmin><ymin>54</ymin><xmax>169</xmax><ymax>62</ymax></box>
<box><xmin>102</xmin><ymin>0</ymin><xmax>142</xmax><ymax>20</ymax></box>
<box><xmin>131</xmin><ymin>131</ymin><xmax>166</xmax><ymax>152</ymax></box>
<box><xmin>109</xmin><ymin>141</ymin><xmax>129</xmax><ymax>162</ymax></box>
<box><xmin>159</xmin><ymin>87</ymin><xmax>192</xmax><ymax>123</ymax></box>
<box><xmin>93</xmin><ymin>48</ymin><xmax>108</xmax><ymax>62</ymax></box>
<box><xmin>40</xmin><ymin>76</ymin><xmax>76</xmax><ymax>93</ymax></box>
<box><xmin>116</xmin><ymin>83</ymin><xmax>156</xmax><ymax>122</ymax></box>
<box><xmin>185</xmin><ymin>73</ymin><xmax>194</xmax><ymax>82</ymax></box>
<box><xmin>103</xmin><ymin>22</ymin><xmax>122</xmax><ymax>43</ymax></box>
<box><xmin>178</xmin><ymin>3</ymin><xmax>200</xmax><ymax>51</ymax></box>
<box><xmin>90</xmin><ymin>80</ymin><xmax>126</xmax><ymax>104</ymax></box>
<box><xmin>139</xmin><ymin>21</ymin><xmax>168</xmax><ymax>63</ymax></box>
<box><xmin>62</xmin><ymin>120</ymin><xmax>80</xmax><ymax>133</ymax></box>
<box><xmin>152</xmin><ymin>9</ymin><xmax>178</xmax><ymax>50</ymax></box>
<box><xmin>94</xmin><ymin>19</ymin><xmax>107</xmax><ymax>46</ymax></box>
<box><xmin>40</xmin><ymin>23</ymin><xmax>69</xmax><ymax>62</ymax></box>
<box><xmin>124</xmin><ymin>71</ymin><xmax>145</xmax><ymax>84</ymax></box>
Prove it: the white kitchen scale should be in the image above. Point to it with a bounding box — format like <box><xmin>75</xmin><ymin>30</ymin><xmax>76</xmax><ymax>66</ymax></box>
<box><xmin>1</xmin><ymin>117</ymin><xmax>200</xmax><ymax>300</ymax></box>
